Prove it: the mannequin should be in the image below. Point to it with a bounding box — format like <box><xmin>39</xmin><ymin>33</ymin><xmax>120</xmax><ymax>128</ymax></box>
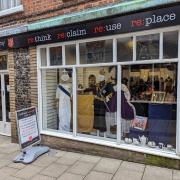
<box><xmin>93</xmin><ymin>69</ymin><xmax>107</xmax><ymax>132</ymax></box>
<box><xmin>105</xmin><ymin>66</ymin><xmax>117</xmax><ymax>137</ymax></box>
<box><xmin>56</xmin><ymin>69</ymin><xmax>72</xmax><ymax>132</ymax></box>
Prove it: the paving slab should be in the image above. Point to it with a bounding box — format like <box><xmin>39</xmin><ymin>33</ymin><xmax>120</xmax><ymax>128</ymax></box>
<box><xmin>84</xmin><ymin>171</ymin><xmax>113</xmax><ymax>180</ymax></box>
<box><xmin>40</xmin><ymin>163</ymin><xmax>68</xmax><ymax>178</ymax></box>
<box><xmin>0</xmin><ymin>158</ymin><xmax>11</xmax><ymax>168</ymax></box>
<box><xmin>79</xmin><ymin>154</ymin><xmax>101</xmax><ymax>164</ymax></box>
<box><xmin>56</xmin><ymin>151</ymin><xmax>82</xmax><ymax>166</ymax></box>
<box><xmin>8</xmin><ymin>162</ymin><xmax>26</xmax><ymax>170</ymax></box>
<box><xmin>119</xmin><ymin>161</ymin><xmax>145</xmax><ymax>172</ymax></box>
<box><xmin>173</xmin><ymin>170</ymin><xmax>180</xmax><ymax>180</ymax></box>
<box><xmin>113</xmin><ymin>168</ymin><xmax>143</xmax><ymax>180</ymax></box>
<box><xmin>32</xmin><ymin>153</ymin><xmax>57</xmax><ymax>167</ymax></box>
<box><xmin>57</xmin><ymin>172</ymin><xmax>84</xmax><ymax>180</ymax></box>
<box><xmin>1</xmin><ymin>176</ymin><xmax>22</xmax><ymax>180</ymax></box>
<box><xmin>68</xmin><ymin>161</ymin><xmax>95</xmax><ymax>175</ymax></box>
<box><xmin>143</xmin><ymin>165</ymin><xmax>173</xmax><ymax>180</ymax></box>
<box><xmin>93</xmin><ymin>157</ymin><xmax>121</xmax><ymax>174</ymax></box>
<box><xmin>30</xmin><ymin>174</ymin><xmax>56</xmax><ymax>180</ymax></box>
<box><xmin>49</xmin><ymin>149</ymin><xmax>66</xmax><ymax>158</ymax></box>
<box><xmin>14</xmin><ymin>165</ymin><xmax>43</xmax><ymax>179</ymax></box>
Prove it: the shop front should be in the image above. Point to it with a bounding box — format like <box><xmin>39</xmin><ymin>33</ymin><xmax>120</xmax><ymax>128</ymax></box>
<box><xmin>1</xmin><ymin>4</ymin><xmax>180</xmax><ymax>166</ymax></box>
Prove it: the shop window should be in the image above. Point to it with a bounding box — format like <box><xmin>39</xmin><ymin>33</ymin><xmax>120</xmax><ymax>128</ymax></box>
<box><xmin>163</xmin><ymin>31</ymin><xmax>178</xmax><ymax>59</ymax></box>
<box><xmin>65</xmin><ymin>44</ymin><xmax>76</xmax><ymax>65</ymax></box>
<box><xmin>136</xmin><ymin>34</ymin><xmax>160</xmax><ymax>60</ymax></box>
<box><xmin>121</xmin><ymin>62</ymin><xmax>177</xmax><ymax>152</ymax></box>
<box><xmin>41</xmin><ymin>68</ymin><xmax>73</xmax><ymax>133</ymax></box>
<box><xmin>77</xmin><ymin>66</ymin><xmax>117</xmax><ymax>139</ymax></box>
<box><xmin>117</xmin><ymin>37</ymin><xmax>133</xmax><ymax>62</ymax></box>
<box><xmin>80</xmin><ymin>40</ymin><xmax>113</xmax><ymax>64</ymax></box>
<box><xmin>0</xmin><ymin>55</ymin><xmax>7</xmax><ymax>70</ymax></box>
<box><xmin>40</xmin><ymin>48</ymin><xmax>47</xmax><ymax>66</ymax></box>
<box><xmin>50</xmin><ymin>46</ymin><xmax>63</xmax><ymax>66</ymax></box>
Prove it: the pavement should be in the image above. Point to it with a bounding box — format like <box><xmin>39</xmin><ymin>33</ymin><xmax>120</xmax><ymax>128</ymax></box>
<box><xmin>0</xmin><ymin>136</ymin><xmax>180</xmax><ymax>180</ymax></box>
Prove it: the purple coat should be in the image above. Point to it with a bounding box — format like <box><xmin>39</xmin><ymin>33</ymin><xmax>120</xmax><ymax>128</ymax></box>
<box><xmin>121</xmin><ymin>91</ymin><xmax>135</xmax><ymax>120</ymax></box>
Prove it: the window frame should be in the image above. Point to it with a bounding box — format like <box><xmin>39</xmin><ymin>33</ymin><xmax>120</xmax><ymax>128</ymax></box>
<box><xmin>37</xmin><ymin>25</ymin><xmax>180</xmax><ymax>159</ymax></box>
<box><xmin>0</xmin><ymin>0</ymin><xmax>23</xmax><ymax>17</ymax></box>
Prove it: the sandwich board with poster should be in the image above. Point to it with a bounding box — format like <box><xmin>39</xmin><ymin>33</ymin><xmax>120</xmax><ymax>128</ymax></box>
<box><xmin>14</xmin><ymin>107</ymin><xmax>49</xmax><ymax>164</ymax></box>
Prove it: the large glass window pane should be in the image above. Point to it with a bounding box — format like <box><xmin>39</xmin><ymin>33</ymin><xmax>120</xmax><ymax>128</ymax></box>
<box><xmin>136</xmin><ymin>34</ymin><xmax>160</xmax><ymax>60</ymax></box>
<box><xmin>163</xmin><ymin>31</ymin><xmax>178</xmax><ymax>59</ymax></box>
<box><xmin>50</xmin><ymin>46</ymin><xmax>62</xmax><ymax>66</ymax></box>
<box><xmin>42</xmin><ymin>68</ymin><xmax>73</xmax><ymax>133</ymax></box>
<box><xmin>65</xmin><ymin>44</ymin><xmax>76</xmax><ymax>65</ymax></box>
<box><xmin>80</xmin><ymin>40</ymin><xmax>113</xmax><ymax>64</ymax></box>
<box><xmin>40</xmin><ymin>48</ymin><xmax>47</xmax><ymax>66</ymax></box>
<box><xmin>121</xmin><ymin>63</ymin><xmax>177</xmax><ymax>152</ymax></box>
<box><xmin>117</xmin><ymin>37</ymin><xmax>133</xmax><ymax>62</ymax></box>
<box><xmin>77</xmin><ymin>66</ymin><xmax>117</xmax><ymax>140</ymax></box>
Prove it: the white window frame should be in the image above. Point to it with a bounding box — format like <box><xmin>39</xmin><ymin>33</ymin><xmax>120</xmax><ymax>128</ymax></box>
<box><xmin>0</xmin><ymin>0</ymin><xmax>23</xmax><ymax>17</ymax></box>
<box><xmin>37</xmin><ymin>25</ymin><xmax>180</xmax><ymax>160</ymax></box>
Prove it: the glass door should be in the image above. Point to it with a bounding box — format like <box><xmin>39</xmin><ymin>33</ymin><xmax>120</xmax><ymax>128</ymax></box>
<box><xmin>0</xmin><ymin>73</ymin><xmax>11</xmax><ymax>136</ymax></box>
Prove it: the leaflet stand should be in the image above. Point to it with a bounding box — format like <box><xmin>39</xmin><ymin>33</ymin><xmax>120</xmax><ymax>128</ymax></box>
<box><xmin>13</xmin><ymin>107</ymin><xmax>49</xmax><ymax>164</ymax></box>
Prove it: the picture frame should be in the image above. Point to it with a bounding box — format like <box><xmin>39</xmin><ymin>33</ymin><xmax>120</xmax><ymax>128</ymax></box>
<box><xmin>131</xmin><ymin>116</ymin><xmax>148</xmax><ymax>130</ymax></box>
<box><xmin>151</xmin><ymin>91</ymin><xmax>166</xmax><ymax>103</ymax></box>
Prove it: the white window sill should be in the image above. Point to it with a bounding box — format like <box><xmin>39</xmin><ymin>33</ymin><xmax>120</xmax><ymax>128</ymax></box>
<box><xmin>0</xmin><ymin>5</ymin><xmax>23</xmax><ymax>17</ymax></box>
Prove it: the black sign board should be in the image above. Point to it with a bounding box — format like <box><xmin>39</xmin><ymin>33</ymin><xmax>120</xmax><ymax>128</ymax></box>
<box><xmin>16</xmin><ymin>107</ymin><xmax>40</xmax><ymax>149</ymax></box>
<box><xmin>0</xmin><ymin>5</ymin><xmax>180</xmax><ymax>50</ymax></box>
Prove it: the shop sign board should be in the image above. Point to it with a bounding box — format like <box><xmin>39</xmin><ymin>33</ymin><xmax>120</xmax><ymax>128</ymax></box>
<box><xmin>0</xmin><ymin>5</ymin><xmax>180</xmax><ymax>50</ymax></box>
<box><xmin>16</xmin><ymin>107</ymin><xmax>40</xmax><ymax>150</ymax></box>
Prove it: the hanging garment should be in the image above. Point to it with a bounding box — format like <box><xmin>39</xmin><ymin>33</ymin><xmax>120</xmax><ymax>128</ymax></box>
<box><xmin>93</xmin><ymin>98</ymin><xmax>106</xmax><ymax>132</ymax></box>
<box><xmin>93</xmin><ymin>81</ymin><xmax>107</xmax><ymax>132</ymax></box>
<box><xmin>104</xmin><ymin>82</ymin><xmax>117</xmax><ymax>134</ymax></box>
<box><xmin>77</xmin><ymin>95</ymin><xmax>94</xmax><ymax>133</ymax></box>
<box><xmin>56</xmin><ymin>83</ymin><xmax>72</xmax><ymax>132</ymax></box>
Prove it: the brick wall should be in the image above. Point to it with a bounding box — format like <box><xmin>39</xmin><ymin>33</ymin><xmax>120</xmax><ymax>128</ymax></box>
<box><xmin>0</xmin><ymin>0</ymin><xmax>123</xmax><ymax>28</ymax></box>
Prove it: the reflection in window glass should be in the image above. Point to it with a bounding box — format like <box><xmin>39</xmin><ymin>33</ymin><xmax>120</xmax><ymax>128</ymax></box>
<box><xmin>77</xmin><ymin>66</ymin><xmax>117</xmax><ymax>139</ymax></box>
<box><xmin>40</xmin><ymin>48</ymin><xmax>47</xmax><ymax>66</ymax></box>
<box><xmin>65</xmin><ymin>44</ymin><xmax>76</xmax><ymax>65</ymax></box>
<box><xmin>117</xmin><ymin>37</ymin><xmax>133</xmax><ymax>62</ymax></box>
<box><xmin>42</xmin><ymin>68</ymin><xmax>73</xmax><ymax>133</ymax></box>
<box><xmin>163</xmin><ymin>31</ymin><xmax>178</xmax><ymax>59</ymax></box>
<box><xmin>0</xmin><ymin>55</ymin><xmax>7</xmax><ymax>70</ymax></box>
<box><xmin>80</xmin><ymin>40</ymin><xmax>113</xmax><ymax>64</ymax></box>
<box><xmin>136</xmin><ymin>34</ymin><xmax>159</xmax><ymax>60</ymax></box>
<box><xmin>121</xmin><ymin>63</ymin><xmax>177</xmax><ymax>152</ymax></box>
<box><xmin>50</xmin><ymin>46</ymin><xmax>62</xmax><ymax>66</ymax></box>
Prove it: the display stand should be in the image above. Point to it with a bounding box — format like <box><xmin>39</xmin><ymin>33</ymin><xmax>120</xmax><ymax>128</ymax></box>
<box><xmin>14</xmin><ymin>107</ymin><xmax>49</xmax><ymax>164</ymax></box>
<box><xmin>14</xmin><ymin>146</ymin><xmax>49</xmax><ymax>164</ymax></box>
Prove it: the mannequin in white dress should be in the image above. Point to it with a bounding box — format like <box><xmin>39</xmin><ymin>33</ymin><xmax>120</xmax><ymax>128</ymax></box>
<box><xmin>56</xmin><ymin>69</ymin><xmax>72</xmax><ymax>132</ymax></box>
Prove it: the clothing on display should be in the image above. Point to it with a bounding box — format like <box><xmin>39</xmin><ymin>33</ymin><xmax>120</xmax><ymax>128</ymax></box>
<box><xmin>77</xmin><ymin>95</ymin><xmax>94</xmax><ymax>132</ymax></box>
<box><xmin>93</xmin><ymin>80</ymin><xmax>107</xmax><ymax>132</ymax></box>
<box><xmin>104</xmin><ymin>82</ymin><xmax>117</xmax><ymax>135</ymax></box>
<box><xmin>56</xmin><ymin>70</ymin><xmax>72</xmax><ymax>132</ymax></box>
<box><xmin>121</xmin><ymin>84</ymin><xmax>136</xmax><ymax>136</ymax></box>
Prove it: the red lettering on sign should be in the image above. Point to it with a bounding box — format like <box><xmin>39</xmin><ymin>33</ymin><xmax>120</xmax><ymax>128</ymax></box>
<box><xmin>131</xmin><ymin>19</ymin><xmax>144</xmax><ymax>27</ymax></box>
<box><xmin>28</xmin><ymin>37</ymin><xmax>34</xmax><ymax>44</ymax></box>
<box><xmin>57</xmin><ymin>32</ymin><xmax>65</xmax><ymax>39</ymax></box>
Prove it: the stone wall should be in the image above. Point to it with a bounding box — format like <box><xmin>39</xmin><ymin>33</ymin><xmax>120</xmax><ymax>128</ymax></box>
<box><xmin>14</xmin><ymin>48</ymin><xmax>31</xmax><ymax>111</ymax></box>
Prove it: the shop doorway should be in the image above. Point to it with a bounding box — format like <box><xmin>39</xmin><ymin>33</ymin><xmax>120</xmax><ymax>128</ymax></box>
<box><xmin>0</xmin><ymin>73</ymin><xmax>10</xmax><ymax>136</ymax></box>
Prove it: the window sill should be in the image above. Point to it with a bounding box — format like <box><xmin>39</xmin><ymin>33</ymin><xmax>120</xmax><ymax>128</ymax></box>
<box><xmin>0</xmin><ymin>5</ymin><xmax>24</xmax><ymax>18</ymax></box>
